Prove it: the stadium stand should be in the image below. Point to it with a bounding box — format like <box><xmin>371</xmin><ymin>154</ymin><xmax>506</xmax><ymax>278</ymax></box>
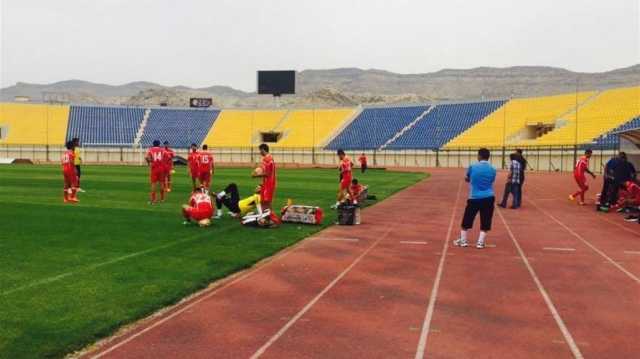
<box><xmin>526</xmin><ymin>86</ymin><xmax>640</xmax><ymax>146</ymax></box>
<box><xmin>593</xmin><ymin>115</ymin><xmax>640</xmax><ymax>148</ymax></box>
<box><xmin>66</xmin><ymin>105</ymin><xmax>145</xmax><ymax>145</ymax></box>
<box><xmin>140</xmin><ymin>108</ymin><xmax>220</xmax><ymax>148</ymax></box>
<box><xmin>325</xmin><ymin>106</ymin><xmax>429</xmax><ymax>150</ymax></box>
<box><xmin>0</xmin><ymin>103</ymin><xmax>70</xmax><ymax>145</ymax></box>
<box><xmin>201</xmin><ymin>110</ymin><xmax>286</xmax><ymax>147</ymax></box>
<box><xmin>272</xmin><ymin>109</ymin><xmax>355</xmax><ymax>147</ymax></box>
<box><xmin>386</xmin><ymin>100</ymin><xmax>505</xmax><ymax>149</ymax></box>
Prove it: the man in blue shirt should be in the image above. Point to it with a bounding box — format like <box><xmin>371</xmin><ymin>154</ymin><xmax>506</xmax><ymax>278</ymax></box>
<box><xmin>454</xmin><ymin>148</ymin><xmax>497</xmax><ymax>249</ymax></box>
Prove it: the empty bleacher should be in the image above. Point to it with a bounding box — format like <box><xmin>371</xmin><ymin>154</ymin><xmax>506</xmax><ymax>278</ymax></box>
<box><xmin>445</xmin><ymin>92</ymin><xmax>596</xmax><ymax>148</ymax></box>
<box><xmin>66</xmin><ymin>105</ymin><xmax>144</xmax><ymax>146</ymax></box>
<box><xmin>272</xmin><ymin>109</ymin><xmax>355</xmax><ymax>147</ymax></box>
<box><xmin>201</xmin><ymin>110</ymin><xmax>286</xmax><ymax>147</ymax></box>
<box><xmin>593</xmin><ymin>115</ymin><xmax>640</xmax><ymax>148</ymax></box>
<box><xmin>325</xmin><ymin>106</ymin><xmax>429</xmax><ymax>150</ymax></box>
<box><xmin>386</xmin><ymin>100</ymin><xmax>505</xmax><ymax>149</ymax></box>
<box><xmin>141</xmin><ymin>108</ymin><xmax>220</xmax><ymax>148</ymax></box>
<box><xmin>0</xmin><ymin>103</ymin><xmax>70</xmax><ymax>145</ymax></box>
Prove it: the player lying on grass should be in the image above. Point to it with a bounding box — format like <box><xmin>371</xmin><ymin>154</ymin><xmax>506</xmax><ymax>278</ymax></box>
<box><xmin>187</xmin><ymin>143</ymin><xmax>200</xmax><ymax>191</ymax></box>
<box><xmin>163</xmin><ymin>141</ymin><xmax>175</xmax><ymax>192</ymax></box>
<box><xmin>182</xmin><ymin>186</ymin><xmax>213</xmax><ymax>227</ymax></box>
<box><xmin>332</xmin><ymin>149</ymin><xmax>353</xmax><ymax>209</ymax></box>
<box><xmin>146</xmin><ymin>140</ymin><xmax>168</xmax><ymax>204</ymax></box>
<box><xmin>569</xmin><ymin>149</ymin><xmax>596</xmax><ymax>205</ymax></box>
<box><xmin>214</xmin><ymin>183</ymin><xmax>263</xmax><ymax>219</ymax></box>
<box><xmin>61</xmin><ymin>140</ymin><xmax>80</xmax><ymax>203</ymax></box>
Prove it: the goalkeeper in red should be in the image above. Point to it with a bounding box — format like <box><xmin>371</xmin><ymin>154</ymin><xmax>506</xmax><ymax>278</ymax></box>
<box><xmin>569</xmin><ymin>149</ymin><xmax>596</xmax><ymax>205</ymax></box>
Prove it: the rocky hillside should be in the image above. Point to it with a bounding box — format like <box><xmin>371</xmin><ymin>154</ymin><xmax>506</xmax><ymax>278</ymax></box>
<box><xmin>1</xmin><ymin>65</ymin><xmax>638</xmax><ymax>107</ymax></box>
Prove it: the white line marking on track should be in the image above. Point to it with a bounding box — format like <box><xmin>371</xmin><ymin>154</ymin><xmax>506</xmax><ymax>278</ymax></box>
<box><xmin>624</xmin><ymin>251</ymin><xmax>640</xmax><ymax>255</ymax></box>
<box><xmin>414</xmin><ymin>180</ymin><xmax>463</xmax><ymax>359</ymax></box>
<box><xmin>250</xmin><ymin>229</ymin><xmax>391</xmax><ymax>359</ymax></box>
<box><xmin>543</xmin><ymin>247</ymin><xmax>576</xmax><ymax>252</ymax></box>
<box><xmin>316</xmin><ymin>237</ymin><xmax>360</xmax><ymax>242</ymax></box>
<box><xmin>400</xmin><ymin>241</ymin><xmax>428</xmax><ymax>245</ymax></box>
<box><xmin>497</xmin><ymin>209</ymin><xmax>584</xmax><ymax>359</ymax></box>
<box><xmin>1</xmin><ymin>232</ymin><xmax>209</xmax><ymax>297</ymax></box>
<box><xmin>528</xmin><ymin>200</ymin><xmax>640</xmax><ymax>284</ymax></box>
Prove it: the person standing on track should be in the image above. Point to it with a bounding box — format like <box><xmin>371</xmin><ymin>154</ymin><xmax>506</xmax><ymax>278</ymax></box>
<box><xmin>569</xmin><ymin>149</ymin><xmax>596</xmax><ymax>205</ymax></box>
<box><xmin>187</xmin><ymin>143</ymin><xmax>200</xmax><ymax>191</ymax></box>
<box><xmin>62</xmin><ymin>140</ymin><xmax>79</xmax><ymax>203</ymax></box>
<box><xmin>454</xmin><ymin>148</ymin><xmax>496</xmax><ymax>249</ymax></box>
<box><xmin>146</xmin><ymin>140</ymin><xmax>167</xmax><ymax>204</ymax></box>
<box><xmin>515</xmin><ymin>148</ymin><xmax>526</xmax><ymax>205</ymax></box>
<box><xmin>358</xmin><ymin>152</ymin><xmax>368</xmax><ymax>173</ymax></box>
<box><xmin>72</xmin><ymin>137</ymin><xmax>85</xmax><ymax>192</ymax></box>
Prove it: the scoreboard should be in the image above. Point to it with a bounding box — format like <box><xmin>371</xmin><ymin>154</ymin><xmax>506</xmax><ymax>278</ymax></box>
<box><xmin>190</xmin><ymin>98</ymin><xmax>213</xmax><ymax>108</ymax></box>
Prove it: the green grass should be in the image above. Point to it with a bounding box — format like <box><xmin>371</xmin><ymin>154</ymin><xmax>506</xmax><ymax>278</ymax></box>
<box><xmin>0</xmin><ymin>164</ymin><xmax>425</xmax><ymax>358</ymax></box>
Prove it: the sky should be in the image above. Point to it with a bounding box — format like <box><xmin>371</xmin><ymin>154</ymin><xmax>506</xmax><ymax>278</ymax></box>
<box><xmin>0</xmin><ymin>0</ymin><xmax>638</xmax><ymax>91</ymax></box>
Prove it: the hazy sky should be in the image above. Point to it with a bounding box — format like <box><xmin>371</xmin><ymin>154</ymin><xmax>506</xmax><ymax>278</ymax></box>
<box><xmin>1</xmin><ymin>0</ymin><xmax>638</xmax><ymax>91</ymax></box>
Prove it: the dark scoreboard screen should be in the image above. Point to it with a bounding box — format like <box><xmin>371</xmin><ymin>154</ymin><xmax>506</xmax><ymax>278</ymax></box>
<box><xmin>257</xmin><ymin>70</ymin><xmax>295</xmax><ymax>96</ymax></box>
<box><xmin>189</xmin><ymin>98</ymin><xmax>213</xmax><ymax>108</ymax></box>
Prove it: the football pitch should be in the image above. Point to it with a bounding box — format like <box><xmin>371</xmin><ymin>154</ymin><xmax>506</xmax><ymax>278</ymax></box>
<box><xmin>0</xmin><ymin>164</ymin><xmax>425</xmax><ymax>358</ymax></box>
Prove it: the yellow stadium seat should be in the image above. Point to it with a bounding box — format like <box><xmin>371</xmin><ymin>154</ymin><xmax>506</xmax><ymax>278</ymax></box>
<box><xmin>445</xmin><ymin>92</ymin><xmax>595</xmax><ymax>148</ymax></box>
<box><xmin>201</xmin><ymin>110</ymin><xmax>286</xmax><ymax>147</ymax></box>
<box><xmin>272</xmin><ymin>109</ymin><xmax>355</xmax><ymax>147</ymax></box>
<box><xmin>0</xmin><ymin>103</ymin><xmax>70</xmax><ymax>145</ymax></box>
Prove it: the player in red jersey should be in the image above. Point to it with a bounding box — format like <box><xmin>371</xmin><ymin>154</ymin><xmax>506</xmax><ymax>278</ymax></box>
<box><xmin>358</xmin><ymin>153</ymin><xmax>368</xmax><ymax>173</ymax></box>
<box><xmin>182</xmin><ymin>186</ymin><xmax>213</xmax><ymax>227</ymax></box>
<box><xmin>198</xmin><ymin>144</ymin><xmax>214</xmax><ymax>190</ymax></box>
<box><xmin>348</xmin><ymin>178</ymin><xmax>364</xmax><ymax>204</ymax></box>
<box><xmin>162</xmin><ymin>141</ymin><xmax>175</xmax><ymax>192</ymax></box>
<box><xmin>252</xmin><ymin>143</ymin><xmax>280</xmax><ymax>225</ymax></box>
<box><xmin>187</xmin><ymin>143</ymin><xmax>200</xmax><ymax>191</ymax></box>
<box><xmin>569</xmin><ymin>149</ymin><xmax>596</xmax><ymax>205</ymax></box>
<box><xmin>146</xmin><ymin>140</ymin><xmax>167</xmax><ymax>204</ymax></box>
<box><xmin>332</xmin><ymin>149</ymin><xmax>353</xmax><ymax>208</ymax></box>
<box><xmin>61</xmin><ymin>140</ymin><xmax>79</xmax><ymax>203</ymax></box>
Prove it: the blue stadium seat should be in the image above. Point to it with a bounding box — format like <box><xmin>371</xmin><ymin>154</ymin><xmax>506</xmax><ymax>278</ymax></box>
<box><xmin>66</xmin><ymin>105</ymin><xmax>145</xmax><ymax>146</ymax></box>
<box><xmin>140</xmin><ymin>108</ymin><xmax>220</xmax><ymax>148</ymax></box>
<box><xmin>592</xmin><ymin>115</ymin><xmax>640</xmax><ymax>149</ymax></box>
<box><xmin>386</xmin><ymin>100</ymin><xmax>505</xmax><ymax>150</ymax></box>
<box><xmin>325</xmin><ymin>106</ymin><xmax>429</xmax><ymax>150</ymax></box>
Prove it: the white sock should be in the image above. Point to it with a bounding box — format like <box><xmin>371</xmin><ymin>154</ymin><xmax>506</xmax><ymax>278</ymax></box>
<box><xmin>335</xmin><ymin>201</ymin><xmax>340</xmax><ymax>207</ymax></box>
<box><xmin>460</xmin><ymin>230</ymin><xmax>467</xmax><ymax>242</ymax></box>
<box><xmin>478</xmin><ymin>231</ymin><xmax>487</xmax><ymax>244</ymax></box>
<box><xmin>217</xmin><ymin>191</ymin><xmax>225</xmax><ymax>199</ymax></box>
<box><xmin>217</xmin><ymin>209</ymin><xmax>222</xmax><ymax>216</ymax></box>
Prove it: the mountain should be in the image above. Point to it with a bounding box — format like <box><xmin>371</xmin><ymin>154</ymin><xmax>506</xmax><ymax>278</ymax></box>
<box><xmin>1</xmin><ymin>65</ymin><xmax>638</xmax><ymax>107</ymax></box>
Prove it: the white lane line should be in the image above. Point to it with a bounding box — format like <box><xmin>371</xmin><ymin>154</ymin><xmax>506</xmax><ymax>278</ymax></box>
<box><xmin>543</xmin><ymin>247</ymin><xmax>576</xmax><ymax>252</ymax></box>
<box><xmin>316</xmin><ymin>237</ymin><xmax>360</xmax><ymax>242</ymax></box>
<box><xmin>414</xmin><ymin>180</ymin><xmax>463</xmax><ymax>359</ymax></box>
<box><xmin>497</xmin><ymin>209</ymin><xmax>584</xmax><ymax>359</ymax></box>
<box><xmin>528</xmin><ymin>200</ymin><xmax>640</xmax><ymax>284</ymax></box>
<box><xmin>250</xmin><ymin>229</ymin><xmax>390</xmax><ymax>359</ymax></box>
<box><xmin>400</xmin><ymin>241</ymin><xmax>428</xmax><ymax>245</ymax></box>
<box><xmin>91</xmin><ymin>232</ymin><xmax>312</xmax><ymax>359</ymax></box>
<box><xmin>624</xmin><ymin>251</ymin><xmax>640</xmax><ymax>255</ymax></box>
<box><xmin>1</xmin><ymin>232</ymin><xmax>209</xmax><ymax>297</ymax></box>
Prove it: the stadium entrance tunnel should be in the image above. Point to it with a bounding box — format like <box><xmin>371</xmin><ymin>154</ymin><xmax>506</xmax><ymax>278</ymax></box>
<box><xmin>260</xmin><ymin>131</ymin><xmax>282</xmax><ymax>143</ymax></box>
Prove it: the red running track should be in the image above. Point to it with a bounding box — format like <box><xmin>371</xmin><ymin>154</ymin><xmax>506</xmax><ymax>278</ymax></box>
<box><xmin>83</xmin><ymin>169</ymin><xmax>640</xmax><ymax>359</ymax></box>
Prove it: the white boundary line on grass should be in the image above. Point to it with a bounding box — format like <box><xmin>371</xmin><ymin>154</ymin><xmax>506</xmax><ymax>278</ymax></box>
<box><xmin>497</xmin><ymin>209</ymin><xmax>584</xmax><ymax>359</ymax></box>
<box><xmin>414</xmin><ymin>180</ymin><xmax>462</xmax><ymax>359</ymax></box>
<box><xmin>1</xmin><ymin>233</ymin><xmax>208</xmax><ymax>297</ymax></box>
<box><xmin>249</xmin><ymin>228</ymin><xmax>391</xmax><ymax>359</ymax></box>
<box><xmin>528</xmin><ymin>200</ymin><xmax>640</xmax><ymax>284</ymax></box>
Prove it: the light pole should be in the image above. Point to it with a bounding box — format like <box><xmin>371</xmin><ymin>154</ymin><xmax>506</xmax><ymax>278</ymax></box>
<box><xmin>573</xmin><ymin>77</ymin><xmax>579</xmax><ymax>165</ymax></box>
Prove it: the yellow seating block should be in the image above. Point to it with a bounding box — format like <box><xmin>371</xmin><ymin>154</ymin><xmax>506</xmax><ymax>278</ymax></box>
<box><xmin>0</xmin><ymin>103</ymin><xmax>70</xmax><ymax>145</ymax></box>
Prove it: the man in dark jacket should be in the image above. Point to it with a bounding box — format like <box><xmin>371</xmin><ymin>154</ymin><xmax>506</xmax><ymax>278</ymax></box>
<box><xmin>609</xmin><ymin>152</ymin><xmax>636</xmax><ymax>205</ymax></box>
<box><xmin>515</xmin><ymin>149</ymin><xmax>527</xmax><ymax>205</ymax></box>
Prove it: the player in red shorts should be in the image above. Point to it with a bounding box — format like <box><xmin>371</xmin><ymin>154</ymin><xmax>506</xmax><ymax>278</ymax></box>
<box><xmin>182</xmin><ymin>186</ymin><xmax>213</xmax><ymax>227</ymax></box>
<box><xmin>569</xmin><ymin>149</ymin><xmax>596</xmax><ymax>205</ymax></box>
<box><xmin>332</xmin><ymin>149</ymin><xmax>353</xmax><ymax>208</ymax></box>
<box><xmin>358</xmin><ymin>153</ymin><xmax>368</xmax><ymax>173</ymax></box>
<box><xmin>61</xmin><ymin>140</ymin><xmax>79</xmax><ymax>203</ymax></box>
<box><xmin>162</xmin><ymin>141</ymin><xmax>175</xmax><ymax>192</ymax></box>
<box><xmin>146</xmin><ymin>140</ymin><xmax>167</xmax><ymax>204</ymax></box>
<box><xmin>187</xmin><ymin>143</ymin><xmax>200</xmax><ymax>191</ymax></box>
<box><xmin>252</xmin><ymin>143</ymin><xmax>280</xmax><ymax>225</ymax></box>
<box><xmin>348</xmin><ymin>178</ymin><xmax>364</xmax><ymax>204</ymax></box>
<box><xmin>198</xmin><ymin>144</ymin><xmax>214</xmax><ymax>190</ymax></box>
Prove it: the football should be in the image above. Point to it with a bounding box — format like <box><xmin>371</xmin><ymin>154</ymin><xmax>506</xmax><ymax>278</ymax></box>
<box><xmin>198</xmin><ymin>218</ymin><xmax>211</xmax><ymax>227</ymax></box>
<box><xmin>252</xmin><ymin>167</ymin><xmax>264</xmax><ymax>176</ymax></box>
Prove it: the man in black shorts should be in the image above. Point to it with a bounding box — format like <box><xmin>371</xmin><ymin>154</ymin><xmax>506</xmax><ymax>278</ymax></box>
<box><xmin>454</xmin><ymin>148</ymin><xmax>497</xmax><ymax>249</ymax></box>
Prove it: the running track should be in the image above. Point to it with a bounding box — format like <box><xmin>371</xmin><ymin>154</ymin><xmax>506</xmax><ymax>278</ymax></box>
<box><xmin>83</xmin><ymin>169</ymin><xmax>640</xmax><ymax>359</ymax></box>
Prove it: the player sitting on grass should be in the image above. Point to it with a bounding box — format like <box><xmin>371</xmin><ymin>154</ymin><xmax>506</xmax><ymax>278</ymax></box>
<box><xmin>214</xmin><ymin>183</ymin><xmax>263</xmax><ymax>219</ymax></box>
<box><xmin>61</xmin><ymin>140</ymin><xmax>79</xmax><ymax>203</ymax></box>
<box><xmin>182</xmin><ymin>186</ymin><xmax>213</xmax><ymax>227</ymax></box>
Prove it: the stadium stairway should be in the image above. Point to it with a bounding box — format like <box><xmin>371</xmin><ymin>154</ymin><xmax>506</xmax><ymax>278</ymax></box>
<box><xmin>66</xmin><ymin>105</ymin><xmax>145</xmax><ymax>146</ymax></box>
<box><xmin>378</xmin><ymin>106</ymin><xmax>434</xmax><ymax>150</ymax></box>
<box><xmin>319</xmin><ymin>106</ymin><xmax>363</xmax><ymax>148</ymax></box>
<box><xmin>133</xmin><ymin>108</ymin><xmax>151</xmax><ymax>147</ymax></box>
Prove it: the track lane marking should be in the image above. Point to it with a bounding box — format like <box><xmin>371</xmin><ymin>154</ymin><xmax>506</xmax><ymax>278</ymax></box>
<box><xmin>543</xmin><ymin>247</ymin><xmax>576</xmax><ymax>252</ymax></box>
<box><xmin>249</xmin><ymin>228</ymin><xmax>391</xmax><ymax>359</ymax></box>
<box><xmin>497</xmin><ymin>209</ymin><xmax>584</xmax><ymax>359</ymax></box>
<box><xmin>528</xmin><ymin>200</ymin><xmax>640</xmax><ymax>284</ymax></box>
<box><xmin>414</xmin><ymin>180</ymin><xmax>463</xmax><ymax>359</ymax></box>
<box><xmin>400</xmin><ymin>241</ymin><xmax>428</xmax><ymax>245</ymax></box>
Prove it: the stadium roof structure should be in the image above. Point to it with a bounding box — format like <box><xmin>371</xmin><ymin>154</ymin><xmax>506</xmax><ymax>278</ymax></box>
<box><xmin>612</xmin><ymin>126</ymin><xmax>640</xmax><ymax>145</ymax></box>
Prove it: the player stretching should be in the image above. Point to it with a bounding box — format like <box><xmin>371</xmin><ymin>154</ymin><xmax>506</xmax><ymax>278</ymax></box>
<box><xmin>187</xmin><ymin>143</ymin><xmax>200</xmax><ymax>191</ymax></box>
<box><xmin>62</xmin><ymin>141</ymin><xmax>79</xmax><ymax>203</ymax></box>
<box><xmin>182</xmin><ymin>186</ymin><xmax>213</xmax><ymax>227</ymax></box>
<box><xmin>146</xmin><ymin>140</ymin><xmax>167</xmax><ymax>204</ymax></box>
<box><xmin>198</xmin><ymin>144</ymin><xmax>214</xmax><ymax>190</ymax></box>
<box><xmin>163</xmin><ymin>141</ymin><xmax>175</xmax><ymax>192</ymax></box>
<box><xmin>569</xmin><ymin>149</ymin><xmax>596</xmax><ymax>205</ymax></box>
<box><xmin>332</xmin><ymin>149</ymin><xmax>352</xmax><ymax>209</ymax></box>
<box><xmin>252</xmin><ymin>143</ymin><xmax>280</xmax><ymax>225</ymax></box>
